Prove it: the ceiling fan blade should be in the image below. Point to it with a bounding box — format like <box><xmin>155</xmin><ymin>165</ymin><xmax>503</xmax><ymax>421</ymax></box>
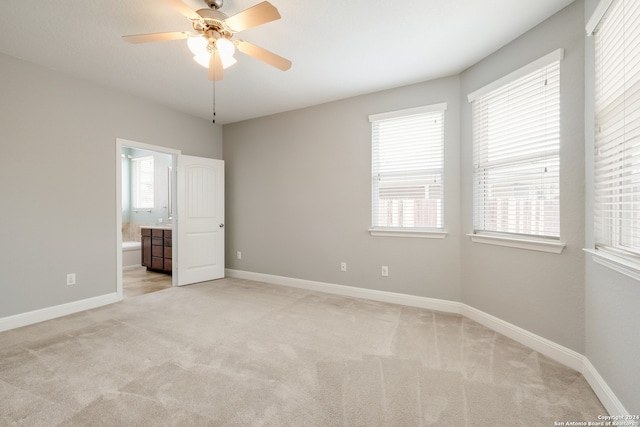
<box><xmin>224</xmin><ymin>1</ymin><xmax>281</xmax><ymax>32</ymax></box>
<box><xmin>166</xmin><ymin>0</ymin><xmax>201</xmax><ymax>20</ymax></box>
<box><xmin>236</xmin><ymin>40</ymin><xmax>291</xmax><ymax>71</ymax></box>
<box><xmin>209</xmin><ymin>52</ymin><xmax>224</xmax><ymax>81</ymax></box>
<box><xmin>122</xmin><ymin>31</ymin><xmax>190</xmax><ymax>44</ymax></box>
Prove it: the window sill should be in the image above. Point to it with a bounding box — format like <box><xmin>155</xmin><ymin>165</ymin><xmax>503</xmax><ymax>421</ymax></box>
<box><xmin>584</xmin><ymin>249</ymin><xmax>640</xmax><ymax>282</ymax></box>
<box><xmin>369</xmin><ymin>229</ymin><xmax>447</xmax><ymax>239</ymax></box>
<box><xmin>467</xmin><ymin>233</ymin><xmax>566</xmax><ymax>253</ymax></box>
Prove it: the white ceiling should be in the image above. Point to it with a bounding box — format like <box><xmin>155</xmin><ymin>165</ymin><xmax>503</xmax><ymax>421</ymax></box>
<box><xmin>0</xmin><ymin>0</ymin><xmax>574</xmax><ymax>124</ymax></box>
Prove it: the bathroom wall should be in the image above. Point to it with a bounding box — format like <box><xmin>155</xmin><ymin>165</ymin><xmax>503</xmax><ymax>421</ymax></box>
<box><xmin>121</xmin><ymin>152</ymin><xmax>131</xmax><ymax>224</ymax></box>
<box><xmin>121</xmin><ymin>147</ymin><xmax>173</xmax><ymax>242</ymax></box>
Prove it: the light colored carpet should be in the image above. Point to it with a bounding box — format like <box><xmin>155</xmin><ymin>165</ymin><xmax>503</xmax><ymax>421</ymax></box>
<box><xmin>0</xmin><ymin>278</ymin><xmax>605</xmax><ymax>426</ymax></box>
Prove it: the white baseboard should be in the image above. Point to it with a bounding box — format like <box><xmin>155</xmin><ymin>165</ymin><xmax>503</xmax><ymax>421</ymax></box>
<box><xmin>582</xmin><ymin>358</ymin><xmax>635</xmax><ymax>420</ymax></box>
<box><xmin>0</xmin><ymin>293</ymin><xmax>121</xmax><ymax>333</ymax></box>
<box><xmin>225</xmin><ymin>269</ymin><xmax>461</xmax><ymax>315</ymax></box>
<box><xmin>225</xmin><ymin>268</ymin><xmax>632</xmax><ymax>417</ymax></box>
<box><xmin>459</xmin><ymin>304</ymin><xmax>585</xmax><ymax>372</ymax></box>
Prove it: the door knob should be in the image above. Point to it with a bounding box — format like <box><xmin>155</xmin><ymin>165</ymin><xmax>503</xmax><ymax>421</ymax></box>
<box><xmin>219</xmin><ymin>223</ymin><xmax>225</xmax><ymax>228</ymax></box>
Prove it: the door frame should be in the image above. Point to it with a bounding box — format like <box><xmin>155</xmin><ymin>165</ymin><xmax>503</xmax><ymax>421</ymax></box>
<box><xmin>115</xmin><ymin>138</ymin><xmax>181</xmax><ymax>300</ymax></box>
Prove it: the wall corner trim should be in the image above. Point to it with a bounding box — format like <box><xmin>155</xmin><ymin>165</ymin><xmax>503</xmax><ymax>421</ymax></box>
<box><xmin>0</xmin><ymin>293</ymin><xmax>121</xmax><ymax>333</ymax></box>
<box><xmin>225</xmin><ymin>268</ymin><xmax>633</xmax><ymax>416</ymax></box>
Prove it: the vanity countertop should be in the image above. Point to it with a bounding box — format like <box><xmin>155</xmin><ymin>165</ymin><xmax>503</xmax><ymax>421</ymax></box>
<box><xmin>140</xmin><ymin>225</ymin><xmax>173</xmax><ymax>230</ymax></box>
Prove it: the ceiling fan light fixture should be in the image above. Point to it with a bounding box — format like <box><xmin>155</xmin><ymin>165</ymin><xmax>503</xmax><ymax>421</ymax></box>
<box><xmin>187</xmin><ymin>36</ymin><xmax>208</xmax><ymax>55</ymax></box>
<box><xmin>193</xmin><ymin>52</ymin><xmax>237</xmax><ymax>70</ymax></box>
<box><xmin>220</xmin><ymin>54</ymin><xmax>237</xmax><ymax>69</ymax></box>
<box><xmin>193</xmin><ymin>52</ymin><xmax>211</xmax><ymax>68</ymax></box>
<box><xmin>215</xmin><ymin>37</ymin><xmax>236</xmax><ymax>58</ymax></box>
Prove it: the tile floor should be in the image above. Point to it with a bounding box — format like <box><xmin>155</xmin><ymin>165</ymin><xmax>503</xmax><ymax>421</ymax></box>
<box><xmin>122</xmin><ymin>266</ymin><xmax>172</xmax><ymax>298</ymax></box>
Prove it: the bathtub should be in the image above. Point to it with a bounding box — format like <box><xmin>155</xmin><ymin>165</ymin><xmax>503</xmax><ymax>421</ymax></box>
<box><xmin>122</xmin><ymin>241</ymin><xmax>141</xmax><ymax>269</ymax></box>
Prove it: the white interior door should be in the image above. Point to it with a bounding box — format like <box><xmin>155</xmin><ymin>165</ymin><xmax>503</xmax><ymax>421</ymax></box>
<box><xmin>176</xmin><ymin>155</ymin><xmax>224</xmax><ymax>286</ymax></box>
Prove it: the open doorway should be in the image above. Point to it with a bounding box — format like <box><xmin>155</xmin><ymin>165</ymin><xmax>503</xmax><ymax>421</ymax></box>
<box><xmin>116</xmin><ymin>138</ymin><xmax>180</xmax><ymax>299</ymax></box>
<box><xmin>116</xmin><ymin>138</ymin><xmax>226</xmax><ymax>300</ymax></box>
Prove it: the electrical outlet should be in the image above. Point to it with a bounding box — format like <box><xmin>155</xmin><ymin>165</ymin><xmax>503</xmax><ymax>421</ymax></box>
<box><xmin>381</xmin><ymin>266</ymin><xmax>389</xmax><ymax>277</ymax></box>
<box><xmin>66</xmin><ymin>273</ymin><xmax>76</xmax><ymax>286</ymax></box>
<box><xmin>340</xmin><ymin>262</ymin><xmax>347</xmax><ymax>272</ymax></box>
<box><xmin>236</xmin><ymin>251</ymin><xmax>242</xmax><ymax>260</ymax></box>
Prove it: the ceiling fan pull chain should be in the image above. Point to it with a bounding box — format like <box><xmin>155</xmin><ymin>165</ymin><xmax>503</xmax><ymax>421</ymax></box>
<box><xmin>212</xmin><ymin>73</ymin><xmax>216</xmax><ymax>124</ymax></box>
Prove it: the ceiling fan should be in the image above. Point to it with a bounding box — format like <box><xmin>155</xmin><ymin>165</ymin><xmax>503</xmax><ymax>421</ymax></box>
<box><xmin>122</xmin><ymin>0</ymin><xmax>292</xmax><ymax>81</ymax></box>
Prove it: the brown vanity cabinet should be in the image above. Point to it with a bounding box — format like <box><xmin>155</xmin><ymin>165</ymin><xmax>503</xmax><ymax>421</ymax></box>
<box><xmin>141</xmin><ymin>227</ymin><xmax>172</xmax><ymax>273</ymax></box>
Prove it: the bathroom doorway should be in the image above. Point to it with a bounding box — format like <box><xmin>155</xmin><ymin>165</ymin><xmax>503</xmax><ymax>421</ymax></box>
<box><xmin>116</xmin><ymin>138</ymin><xmax>226</xmax><ymax>300</ymax></box>
<box><xmin>116</xmin><ymin>139</ymin><xmax>179</xmax><ymax>299</ymax></box>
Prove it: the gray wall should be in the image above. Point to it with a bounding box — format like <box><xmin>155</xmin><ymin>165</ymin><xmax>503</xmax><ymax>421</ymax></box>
<box><xmin>224</xmin><ymin>1</ymin><xmax>585</xmax><ymax>353</ymax></box>
<box><xmin>224</xmin><ymin>76</ymin><xmax>462</xmax><ymax>301</ymax></box>
<box><xmin>583</xmin><ymin>0</ymin><xmax>640</xmax><ymax>415</ymax></box>
<box><xmin>460</xmin><ymin>1</ymin><xmax>585</xmax><ymax>353</ymax></box>
<box><xmin>0</xmin><ymin>52</ymin><xmax>222</xmax><ymax>318</ymax></box>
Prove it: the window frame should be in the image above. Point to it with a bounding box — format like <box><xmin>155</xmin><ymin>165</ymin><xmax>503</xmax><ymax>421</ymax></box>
<box><xmin>467</xmin><ymin>49</ymin><xmax>566</xmax><ymax>253</ymax></box>
<box><xmin>131</xmin><ymin>155</ymin><xmax>154</xmax><ymax>210</ymax></box>
<box><xmin>368</xmin><ymin>103</ymin><xmax>447</xmax><ymax>239</ymax></box>
<box><xmin>587</xmin><ymin>0</ymin><xmax>640</xmax><ymax>274</ymax></box>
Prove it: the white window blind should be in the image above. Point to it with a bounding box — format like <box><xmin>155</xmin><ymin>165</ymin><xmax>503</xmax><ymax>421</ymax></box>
<box><xmin>470</xmin><ymin>51</ymin><xmax>562</xmax><ymax>238</ymax></box>
<box><xmin>132</xmin><ymin>155</ymin><xmax>154</xmax><ymax>209</ymax></box>
<box><xmin>593</xmin><ymin>0</ymin><xmax>640</xmax><ymax>258</ymax></box>
<box><xmin>369</xmin><ymin>104</ymin><xmax>446</xmax><ymax>230</ymax></box>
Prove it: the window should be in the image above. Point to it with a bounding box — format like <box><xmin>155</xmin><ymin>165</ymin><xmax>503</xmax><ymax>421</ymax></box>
<box><xmin>369</xmin><ymin>104</ymin><xmax>446</xmax><ymax>234</ymax></box>
<box><xmin>469</xmin><ymin>50</ymin><xmax>563</xmax><ymax>239</ymax></box>
<box><xmin>132</xmin><ymin>155</ymin><xmax>154</xmax><ymax>209</ymax></box>
<box><xmin>591</xmin><ymin>0</ymin><xmax>640</xmax><ymax>260</ymax></box>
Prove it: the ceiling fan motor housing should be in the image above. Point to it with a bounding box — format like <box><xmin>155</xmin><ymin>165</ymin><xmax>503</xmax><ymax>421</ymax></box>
<box><xmin>193</xmin><ymin>8</ymin><xmax>232</xmax><ymax>37</ymax></box>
